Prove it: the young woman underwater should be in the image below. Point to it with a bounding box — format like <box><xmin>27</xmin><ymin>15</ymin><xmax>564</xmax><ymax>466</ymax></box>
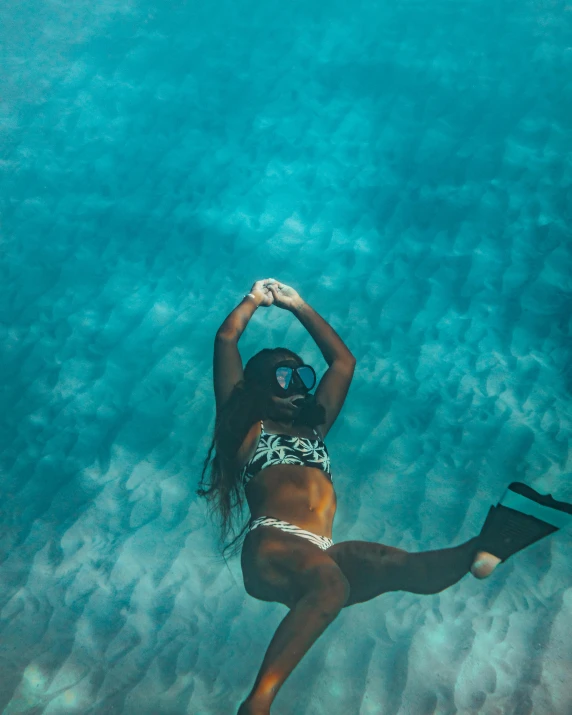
<box><xmin>198</xmin><ymin>278</ymin><xmax>572</xmax><ymax>715</ymax></box>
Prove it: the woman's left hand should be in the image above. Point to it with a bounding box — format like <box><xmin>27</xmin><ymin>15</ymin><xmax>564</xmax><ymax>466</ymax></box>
<box><xmin>267</xmin><ymin>281</ymin><xmax>305</xmax><ymax>311</ymax></box>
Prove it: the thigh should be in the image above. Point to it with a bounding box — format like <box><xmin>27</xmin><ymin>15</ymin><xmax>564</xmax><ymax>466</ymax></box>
<box><xmin>241</xmin><ymin>527</ymin><xmax>347</xmax><ymax>609</ymax></box>
<box><xmin>326</xmin><ymin>540</ymin><xmax>409</xmax><ymax>606</ymax></box>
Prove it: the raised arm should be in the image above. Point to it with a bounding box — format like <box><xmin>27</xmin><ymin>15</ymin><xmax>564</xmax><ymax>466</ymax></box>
<box><xmin>213</xmin><ymin>280</ymin><xmax>274</xmax><ymax>410</ymax></box>
<box><xmin>267</xmin><ymin>282</ymin><xmax>356</xmax><ymax>437</ymax></box>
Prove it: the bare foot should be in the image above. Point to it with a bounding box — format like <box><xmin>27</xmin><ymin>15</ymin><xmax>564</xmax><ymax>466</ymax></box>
<box><xmin>471</xmin><ymin>551</ymin><xmax>501</xmax><ymax>579</ymax></box>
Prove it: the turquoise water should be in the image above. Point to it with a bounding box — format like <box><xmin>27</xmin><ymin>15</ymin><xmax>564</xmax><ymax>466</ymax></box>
<box><xmin>1</xmin><ymin>0</ymin><xmax>571</xmax><ymax>713</ymax></box>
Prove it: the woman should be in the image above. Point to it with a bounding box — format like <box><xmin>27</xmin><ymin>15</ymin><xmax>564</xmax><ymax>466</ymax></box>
<box><xmin>199</xmin><ymin>278</ymin><xmax>572</xmax><ymax>715</ymax></box>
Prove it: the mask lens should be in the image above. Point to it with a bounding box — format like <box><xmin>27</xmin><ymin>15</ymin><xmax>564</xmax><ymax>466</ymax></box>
<box><xmin>297</xmin><ymin>366</ymin><xmax>315</xmax><ymax>390</ymax></box>
<box><xmin>275</xmin><ymin>367</ymin><xmax>292</xmax><ymax>390</ymax></box>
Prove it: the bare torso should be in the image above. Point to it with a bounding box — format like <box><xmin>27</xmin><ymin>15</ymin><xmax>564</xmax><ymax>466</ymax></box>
<box><xmin>236</xmin><ymin>420</ymin><xmax>337</xmax><ymax>538</ymax></box>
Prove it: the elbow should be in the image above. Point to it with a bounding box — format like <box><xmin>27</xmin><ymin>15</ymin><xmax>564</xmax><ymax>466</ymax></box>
<box><xmin>332</xmin><ymin>355</ymin><xmax>356</xmax><ymax>370</ymax></box>
<box><xmin>216</xmin><ymin>330</ymin><xmax>238</xmax><ymax>342</ymax></box>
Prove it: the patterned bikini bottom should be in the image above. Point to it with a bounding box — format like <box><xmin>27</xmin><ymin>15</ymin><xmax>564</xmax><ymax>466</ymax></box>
<box><xmin>248</xmin><ymin>516</ymin><xmax>334</xmax><ymax>551</ymax></box>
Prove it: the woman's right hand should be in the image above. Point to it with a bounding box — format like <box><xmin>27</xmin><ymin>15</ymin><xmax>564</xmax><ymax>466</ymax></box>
<box><xmin>250</xmin><ymin>278</ymin><xmax>276</xmax><ymax>307</ymax></box>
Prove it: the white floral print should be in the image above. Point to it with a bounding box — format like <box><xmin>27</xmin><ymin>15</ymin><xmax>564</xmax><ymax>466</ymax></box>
<box><xmin>242</xmin><ymin>423</ymin><xmax>332</xmax><ymax>484</ymax></box>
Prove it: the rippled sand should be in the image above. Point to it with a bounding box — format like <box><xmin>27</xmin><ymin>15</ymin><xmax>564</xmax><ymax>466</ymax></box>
<box><xmin>1</xmin><ymin>0</ymin><xmax>571</xmax><ymax>713</ymax></box>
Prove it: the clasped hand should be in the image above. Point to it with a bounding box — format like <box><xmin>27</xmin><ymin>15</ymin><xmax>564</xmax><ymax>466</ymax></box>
<box><xmin>250</xmin><ymin>279</ymin><xmax>303</xmax><ymax>311</ymax></box>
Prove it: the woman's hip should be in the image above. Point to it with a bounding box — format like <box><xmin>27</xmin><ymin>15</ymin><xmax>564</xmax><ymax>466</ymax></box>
<box><xmin>240</xmin><ymin>519</ymin><xmax>343</xmax><ymax>608</ymax></box>
<box><xmin>248</xmin><ymin>516</ymin><xmax>334</xmax><ymax>551</ymax></box>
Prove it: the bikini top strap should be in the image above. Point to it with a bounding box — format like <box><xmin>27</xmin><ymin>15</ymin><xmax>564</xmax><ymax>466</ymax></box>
<box><xmin>259</xmin><ymin>420</ymin><xmax>320</xmax><ymax>439</ymax></box>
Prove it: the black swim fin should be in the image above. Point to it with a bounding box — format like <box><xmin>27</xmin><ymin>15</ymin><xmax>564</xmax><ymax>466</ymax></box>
<box><xmin>478</xmin><ymin>482</ymin><xmax>572</xmax><ymax>562</ymax></box>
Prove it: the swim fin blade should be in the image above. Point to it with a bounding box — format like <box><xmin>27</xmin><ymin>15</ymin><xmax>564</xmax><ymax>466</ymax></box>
<box><xmin>478</xmin><ymin>482</ymin><xmax>572</xmax><ymax>562</ymax></box>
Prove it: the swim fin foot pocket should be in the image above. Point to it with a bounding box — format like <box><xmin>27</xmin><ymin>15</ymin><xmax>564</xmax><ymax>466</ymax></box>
<box><xmin>478</xmin><ymin>482</ymin><xmax>572</xmax><ymax>562</ymax></box>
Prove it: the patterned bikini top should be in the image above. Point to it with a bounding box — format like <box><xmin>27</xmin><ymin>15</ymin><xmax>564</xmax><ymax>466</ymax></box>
<box><xmin>241</xmin><ymin>421</ymin><xmax>332</xmax><ymax>485</ymax></box>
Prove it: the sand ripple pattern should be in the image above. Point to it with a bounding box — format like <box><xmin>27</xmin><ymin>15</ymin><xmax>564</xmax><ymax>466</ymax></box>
<box><xmin>1</xmin><ymin>0</ymin><xmax>571</xmax><ymax>713</ymax></box>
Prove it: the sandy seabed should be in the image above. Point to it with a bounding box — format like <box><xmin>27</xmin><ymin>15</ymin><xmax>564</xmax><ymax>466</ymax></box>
<box><xmin>1</xmin><ymin>0</ymin><xmax>571</xmax><ymax>713</ymax></box>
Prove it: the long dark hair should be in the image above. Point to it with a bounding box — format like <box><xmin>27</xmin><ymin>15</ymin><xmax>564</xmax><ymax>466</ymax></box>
<box><xmin>197</xmin><ymin>347</ymin><xmax>326</xmax><ymax>556</ymax></box>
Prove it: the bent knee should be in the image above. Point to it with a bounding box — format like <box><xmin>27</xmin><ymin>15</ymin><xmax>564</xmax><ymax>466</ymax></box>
<box><xmin>306</xmin><ymin>566</ymin><xmax>350</xmax><ymax>614</ymax></box>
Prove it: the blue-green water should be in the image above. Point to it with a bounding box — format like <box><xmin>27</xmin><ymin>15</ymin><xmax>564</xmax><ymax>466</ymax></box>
<box><xmin>1</xmin><ymin>0</ymin><xmax>571</xmax><ymax>713</ymax></box>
